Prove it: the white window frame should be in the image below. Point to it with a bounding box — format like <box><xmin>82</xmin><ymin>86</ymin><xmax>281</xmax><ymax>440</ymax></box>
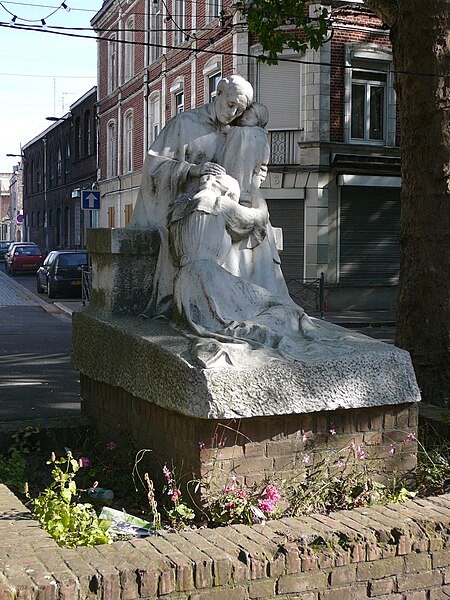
<box><xmin>174</xmin><ymin>0</ymin><xmax>185</xmax><ymax>46</ymax></box>
<box><xmin>123</xmin><ymin>110</ymin><xmax>134</xmax><ymax>173</ymax></box>
<box><xmin>170</xmin><ymin>77</ymin><xmax>185</xmax><ymax>116</ymax></box>
<box><xmin>344</xmin><ymin>44</ymin><xmax>396</xmax><ymax>147</ymax></box>
<box><xmin>203</xmin><ymin>57</ymin><xmax>222</xmax><ymax>102</ymax></box>
<box><xmin>124</xmin><ymin>16</ymin><xmax>135</xmax><ymax>81</ymax></box>
<box><xmin>148</xmin><ymin>92</ymin><xmax>161</xmax><ymax>147</ymax></box>
<box><xmin>206</xmin><ymin>0</ymin><xmax>222</xmax><ymax>23</ymax></box>
<box><xmin>107</xmin><ymin>120</ymin><xmax>117</xmax><ymax>178</ymax></box>
<box><xmin>108</xmin><ymin>34</ymin><xmax>117</xmax><ymax>93</ymax></box>
<box><xmin>149</xmin><ymin>0</ymin><xmax>163</xmax><ymax>64</ymax></box>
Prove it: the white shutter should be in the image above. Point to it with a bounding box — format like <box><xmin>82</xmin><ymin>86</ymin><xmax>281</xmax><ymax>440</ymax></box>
<box><xmin>258</xmin><ymin>59</ymin><xmax>301</xmax><ymax>129</ymax></box>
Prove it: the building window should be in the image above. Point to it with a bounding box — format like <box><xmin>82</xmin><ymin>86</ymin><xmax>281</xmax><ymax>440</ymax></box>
<box><xmin>84</xmin><ymin>111</ymin><xmax>91</xmax><ymax>155</ymax></box>
<box><xmin>107</xmin><ymin>120</ymin><xmax>116</xmax><ymax>178</ymax></box>
<box><xmin>206</xmin><ymin>0</ymin><xmax>222</xmax><ymax>22</ymax></box>
<box><xmin>75</xmin><ymin>117</ymin><xmax>81</xmax><ymax>158</ymax></box>
<box><xmin>64</xmin><ymin>139</ymin><xmax>70</xmax><ymax>173</ymax></box>
<box><xmin>149</xmin><ymin>0</ymin><xmax>162</xmax><ymax>64</ymax></box>
<box><xmin>37</xmin><ymin>211</ymin><xmax>41</xmax><ymax>227</ymax></box>
<box><xmin>208</xmin><ymin>71</ymin><xmax>221</xmax><ymax>102</ymax></box>
<box><xmin>108</xmin><ymin>205</ymin><xmax>116</xmax><ymax>228</ymax></box>
<box><xmin>47</xmin><ymin>149</ymin><xmax>54</xmax><ymax>188</ymax></box>
<box><xmin>57</xmin><ymin>146</ymin><xmax>62</xmax><ymax>180</ymax></box>
<box><xmin>351</xmin><ymin>70</ymin><xmax>386</xmax><ymax>141</ymax></box>
<box><xmin>124</xmin><ymin>16</ymin><xmax>135</xmax><ymax>81</ymax></box>
<box><xmin>124</xmin><ymin>203</ymin><xmax>133</xmax><ymax>225</ymax></box>
<box><xmin>124</xmin><ymin>111</ymin><xmax>133</xmax><ymax>173</ymax></box>
<box><xmin>345</xmin><ymin>45</ymin><xmax>395</xmax><ymax>146</ymax></box>
<box><xmin>258</xmin><ymin>55</ymin><xmax>302</xmax><ymax>130</ymax></box>
<box><xmin>174</xmin><ymin>0</ymin><xmax>185</xmax><ymax>46</ymax></box>
<box><xmin>175</xmin><ymin>91</ymin><xmax>184</xmax><ymax>114</ymax></box>
<box><xmin>148</xmin><ymin>92</ymin><xmax>161</xmax><ymax>147</ymax></box>
<box><xmin>108</xmin><ymin>34</ymin><xmax>117</xmax><ymax>93</ymax></box>
<box><xmin>34</xmin><ymin>154</ymin><xmax>42</xmax><ymax>192</ymax></box>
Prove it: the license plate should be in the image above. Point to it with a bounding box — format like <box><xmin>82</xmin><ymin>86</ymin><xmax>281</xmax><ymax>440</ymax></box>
<box><xmin>22</xmin><ymin>263</ymin><xmax>35</xmax><ymax>267</ymax></box>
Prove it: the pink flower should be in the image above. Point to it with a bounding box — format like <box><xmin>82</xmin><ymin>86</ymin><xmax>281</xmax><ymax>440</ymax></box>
<box><xmin>263</xmin><ymin>485</ymin><xmax>281</xmax><ymax>501</ymax></box>
<box><xmin>258</xmin><ymin>498</ymin><xmax>276</xmax><ymax>514</ymax></box>
<box><xmin>198</xmin><ymin>441</ymin><xmax>206</xmax><ymax>449</ymax></box>
<box><xmin>162</xmin><ymin>464</ymin><xmax>173</xmax><ymax>483</ymax></box>
<box><xmin>224</xmin><ymin>483</ymin><xmax>236</xmax><ymax>493</ymax></box>
<box><xmin>335</xmin><ymin>460</ymin><xmax>344</xmax><ymax>469</ymax></box>
<box><xmin>329</xmin><ymin>428</ymin><xmax>337</xmax><ymax>436</ymax></box>
<box><xmin>301</xmin><ymin>433</ymin><xmax>308</xmax><ymax>443</ymax></box>
<box><xmin>79</xmin><ymin>456</ymin><xmax>91</xmax><ymax>468</ymax></box>
<box><xmin>171</xmin><ymin>489</ymin><xmax>181</xmax><ymax>502</ymax></box>
<box><xmin>389</xmin><ymin>444</ymin><xmax>396</xmax><ymax>455</ymax></box>
<box><xmin>402</xmin><ymin>433</ymin><xmax>416</xmax><ymax>445</ymax></box>
<box><xmin>356</xmin><ymin>446</ymin><xmax>365</xmax><ymax>460</ymax></box>
<box><xmin>237</xmin><ymin>490</ymin><xmax>247</xmax><ymax>499</ymax></box>
<box><xmin>106</xmin><ymin>441</ymin><xmax>117</xmax><ymax>451</ymax></box>
<box><xmin>302</xmin><ymin>454</ymin><xmax>310</xmax><ymax>464</ymax></box>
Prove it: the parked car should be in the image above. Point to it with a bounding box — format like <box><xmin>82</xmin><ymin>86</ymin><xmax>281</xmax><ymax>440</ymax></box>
<box><xmin>36</xmin><ymin>250</ymin><xmax>89</xmax><ymax>298</ymax></box>
<box><xmin>0</xmin><ymin>240</ymin><xmax>13</xmax><ymax>260</ymax></box>
<box><xmin>4</xmin><ymin>241</ymin><xmax>39</xmax><ymax>262</ymax></box>
<box><xmin>5</xmin><ymin>244</ymin><xmax>44</xmax><ymax>275</ymax></box>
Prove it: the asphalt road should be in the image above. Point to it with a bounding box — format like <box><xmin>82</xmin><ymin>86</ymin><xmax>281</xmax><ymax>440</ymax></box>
<box><xmin>0</xmin><ymin>263</ymin><xmax>82</xmax><ymax>428</ymax></box>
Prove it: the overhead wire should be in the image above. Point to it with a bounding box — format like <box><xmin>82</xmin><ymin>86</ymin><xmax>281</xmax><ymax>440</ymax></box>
<box><xmin>0</xmin><ymin>12</ymin><xmax>445</xmax><ymax>78</ymax></box>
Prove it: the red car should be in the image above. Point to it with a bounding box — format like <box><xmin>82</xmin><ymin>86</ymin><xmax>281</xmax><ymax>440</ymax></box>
<box><xmin>6</xmin><ymin>244</ymin><xmax>44</xmax><ymax>275</ymax></box>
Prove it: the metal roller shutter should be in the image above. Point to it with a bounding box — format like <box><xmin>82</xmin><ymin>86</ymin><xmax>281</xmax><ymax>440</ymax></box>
<box><xmin>339</xmin><ymin>186</ymin><xmax>400</xmax><ymax>283</ymax></box>
<box><xmin>267</xmin><ymin>199</ymin><xmax>304</xmax><ymax>281</ymax></box>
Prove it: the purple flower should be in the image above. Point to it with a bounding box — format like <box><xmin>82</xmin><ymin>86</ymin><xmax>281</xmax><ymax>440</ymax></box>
<box><xmin>106</xmin><ymin>441</ymin><xmax>117</xmax><ymax>451</ymax></box>
<box><xmin>79</xmin><ymin>456</ymin><xmax>91</xmax><ymax>469</ymax></box>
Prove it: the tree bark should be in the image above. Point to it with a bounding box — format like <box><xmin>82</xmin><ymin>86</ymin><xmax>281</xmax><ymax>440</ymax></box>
<box><xmin>389</xmin><ymin>0</ymin><xmax>450</xmax><ymax>405</ymax></box>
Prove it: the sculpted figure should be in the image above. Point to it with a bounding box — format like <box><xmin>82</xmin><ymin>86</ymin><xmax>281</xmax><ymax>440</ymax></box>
<box><xmin>129</xmin><ymin>75</ymin><xmax>350</xmax><ymax>367</ymax></box>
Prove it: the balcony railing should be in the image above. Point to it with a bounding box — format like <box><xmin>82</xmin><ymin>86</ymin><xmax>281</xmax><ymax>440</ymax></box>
<box><xmin>268</xmin><ymin>129</ymin><xmax>303</xmax><ymax>165</ymax></box>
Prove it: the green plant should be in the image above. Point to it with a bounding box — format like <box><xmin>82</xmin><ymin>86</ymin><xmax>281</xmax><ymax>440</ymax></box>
<box><xmin>0</xmin><ymin>449</ymin><xmax>27</xmax><ymax>494</ymax></box>
<box><xmin>28</xmin><ymin>452</ymin><xmax>111</xmax><ymax>548</ymax></box>
<box><xmin>162</xmin><ymin>463</ymin><xmax>195</xmax><ymax>529</ymax></box>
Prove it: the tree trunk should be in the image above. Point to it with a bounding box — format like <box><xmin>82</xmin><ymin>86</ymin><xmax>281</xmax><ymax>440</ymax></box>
<box><xmin>390</xmin><ymin>1</ymin><xmax>449</xmax><ymax>405</ymax></box>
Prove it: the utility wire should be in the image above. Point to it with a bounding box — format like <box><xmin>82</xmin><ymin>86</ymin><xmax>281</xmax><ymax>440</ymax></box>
<box><xmin>0</xmin><ymin>20</ymin><xmax>446</xmax><ymax>78</ymax></box>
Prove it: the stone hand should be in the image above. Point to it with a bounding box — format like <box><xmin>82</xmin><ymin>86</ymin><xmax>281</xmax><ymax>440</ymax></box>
<box><xmin>190</xmin><ymin>162</ymin><xmax>226</xmax><ymax>178</ymax></box>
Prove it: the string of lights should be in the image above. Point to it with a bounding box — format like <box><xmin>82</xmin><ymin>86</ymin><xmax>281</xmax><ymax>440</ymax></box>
<box><xmin>0</xmin><ymin>15</ymin><xmax>445</xmax><ymax>78</ymax></box>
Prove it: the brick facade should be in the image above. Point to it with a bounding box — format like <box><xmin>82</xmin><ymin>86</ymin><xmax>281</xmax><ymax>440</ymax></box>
<box><xmin>22</xmin><ymin>88</ymin><xmax>97</xmax><ymax>252</ymax></box>
<box><xmin>80</xmin><ymin>374</ymin><xmax>419</xmax><ymax>497</ymax></box>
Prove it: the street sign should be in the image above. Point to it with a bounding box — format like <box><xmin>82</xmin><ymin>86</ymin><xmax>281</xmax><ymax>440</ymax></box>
<box><xmin>16</xmin><ymin>214</ymin><xmax>24</xmax><ymax>224</ymax></box>
<box><xmin>81</xmin><ymin>190</ymin><xmax>101</xmax><ymax>210</ymax></box>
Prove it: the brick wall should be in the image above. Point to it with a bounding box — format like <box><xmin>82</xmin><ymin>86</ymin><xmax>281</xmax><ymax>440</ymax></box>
<box><xmin>1</xmin><ymin>483</ymin><xmax>449</xmax><ymax>599</ymax></box>
<box><xmin>81</xmin><ymin>375</ymin><xmax>419</xmax><ymax>496</ymax></box>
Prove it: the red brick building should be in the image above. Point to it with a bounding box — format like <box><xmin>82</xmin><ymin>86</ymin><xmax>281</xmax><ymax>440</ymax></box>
<box><xmin>92</xmin><ymin>0</ymin><xmax>401</xmax><ymax>310</ymax></box>
<box><xmin>22</xmin><ymin>88</ymin><xmax>98</xmax><ymax>252</ymax></box>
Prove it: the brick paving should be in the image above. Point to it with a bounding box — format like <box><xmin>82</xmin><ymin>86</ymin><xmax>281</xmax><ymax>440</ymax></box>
<box><xmin>0</xmin><ymin>271</ymin><xmax>40</xmax><ymax>307</ymax></box>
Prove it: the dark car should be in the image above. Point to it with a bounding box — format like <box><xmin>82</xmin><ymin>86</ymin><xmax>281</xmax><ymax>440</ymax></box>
<box><xmin>5</xmin><ymin>244</ymin><xmax>44</xmax><ymax>275</ymax></box>
<box><xmin>0</xmin><ymin>240</ymin><xmax>13</xmax><ymax>260</ymax></box>
<box><xmin>36</xmin><ymin>250</ymin><xmax>89</xmax><ymax>298</ymax></box>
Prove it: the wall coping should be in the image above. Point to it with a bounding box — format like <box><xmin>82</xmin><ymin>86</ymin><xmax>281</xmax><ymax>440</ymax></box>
<box><xmin>1</xmin><ymin>484</ymin><xmax>449</xmax><ymax>599</ymax></box>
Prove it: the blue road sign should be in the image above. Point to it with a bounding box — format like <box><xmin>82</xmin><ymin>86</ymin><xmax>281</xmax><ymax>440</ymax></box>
<box><xmin>81</xmin><ymin>190</ymin><xmax>101</xmax><ymax>210</ymax></box>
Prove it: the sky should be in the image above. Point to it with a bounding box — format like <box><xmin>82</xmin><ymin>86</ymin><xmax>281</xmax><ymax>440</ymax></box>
<box><xmin>0</xmin><ymin>1</ymin><xmax>103</xmax><ymax>173</ymax></box>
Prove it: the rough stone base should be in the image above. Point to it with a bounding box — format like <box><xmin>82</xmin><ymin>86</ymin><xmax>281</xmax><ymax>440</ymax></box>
<box><xmin>81</xmin><ymin>374</ymin><xmax>419</xmax><ymax>491</ymax></box>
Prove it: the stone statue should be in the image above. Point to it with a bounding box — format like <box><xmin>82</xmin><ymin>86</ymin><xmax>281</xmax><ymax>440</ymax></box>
<box><xmin>129</xmin><ymin>74</ymin><xmax>354</xmax><ymax>367</ymax></box>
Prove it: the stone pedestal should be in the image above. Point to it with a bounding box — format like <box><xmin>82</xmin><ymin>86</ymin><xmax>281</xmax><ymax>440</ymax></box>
<box><xmin>73</xmin><ymin>228</ymin><xmax>421</xmax><ymax>492</ymax></box>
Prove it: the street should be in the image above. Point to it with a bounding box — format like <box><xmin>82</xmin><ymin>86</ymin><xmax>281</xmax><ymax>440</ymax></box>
<box><xmin>0</xmin><ymin>262</ymin><xmax>82</xmax><ymax>427</ymax></box>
